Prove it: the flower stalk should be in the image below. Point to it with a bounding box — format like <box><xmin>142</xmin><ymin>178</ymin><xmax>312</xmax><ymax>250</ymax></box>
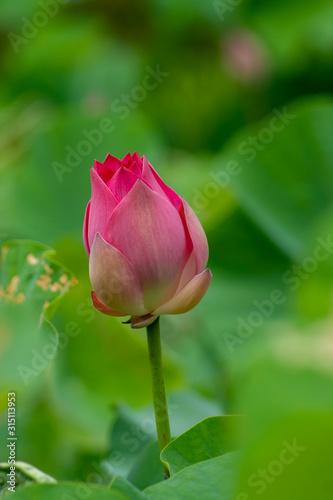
<box><xmin>146</xmin><ymin>317</ymin><xmax>171</xmax><ymax>477</ymax></box>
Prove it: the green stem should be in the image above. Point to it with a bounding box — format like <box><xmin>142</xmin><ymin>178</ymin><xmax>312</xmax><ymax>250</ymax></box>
<box><xmin>146</xmin><ymin>317</ymin><xmax>171</xmax><ymax>477</ymax></box>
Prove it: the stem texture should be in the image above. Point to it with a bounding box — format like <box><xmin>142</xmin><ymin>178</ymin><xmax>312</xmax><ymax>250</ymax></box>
<box><xmin>146</xmin><ymin>317</ymin><xmax>171</xmax><ymax>477</ymax></box>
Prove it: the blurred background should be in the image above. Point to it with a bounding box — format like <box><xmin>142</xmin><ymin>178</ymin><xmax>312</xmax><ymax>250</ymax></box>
<box><xmin>1</xmin><ymin>0</ymin><xmax>333</xmax><ymax>497</ymax></box>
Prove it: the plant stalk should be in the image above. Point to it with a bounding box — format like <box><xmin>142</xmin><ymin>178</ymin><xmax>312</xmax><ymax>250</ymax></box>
<box><xmin>146</xmin><ymin>317</ymin><xmax>171</xmax><ymax>477</ymax></box>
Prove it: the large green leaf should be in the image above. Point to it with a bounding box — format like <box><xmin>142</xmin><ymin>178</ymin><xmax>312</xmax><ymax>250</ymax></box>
<box><xmin>144</xmin><ymin>452</ymin><xmax>239</xmax><ymax>500</ymax></box>
<box><xmin>161</xmin><ymin>415</ymin><xmax>241</xmax><ymax>476</ymax></box>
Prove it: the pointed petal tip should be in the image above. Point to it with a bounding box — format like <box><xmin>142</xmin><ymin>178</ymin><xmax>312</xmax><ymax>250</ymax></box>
<box><xmin>106</xmin><ymin>165</ymin><xmax>138</xmax><ymax>201</ymax></box>
<box><xmin>91</xmin><ymin>231</ymin><xmax>102</xmax><ymax>248</ymax></box>
<box><xmin>132</xmin><ymin>151</ymin><xmax>143</xmax><ymax>167</ymax></box>
<box><xmin>153</xmin><ymin>268</ymin><xmax>212</xmax><ymax>316</ymax></box>
<box><xmin>103</xmin><ymin>153</ymin><xmax>112</xmax><ymax>163</ymax></box>
<box><xmin>103</xmin><ymin>153</ymin><xmax>121</xmax><ymax>168</ymax></box>
<box><xmin>93</xmin><ymin>160</ymin><xmax>103</xmax><ymax>170</ymax></box>
<box><xmin>91</xmin><ymin>291</ymin><xmax>125</xmax><ymax>317</ymax></box>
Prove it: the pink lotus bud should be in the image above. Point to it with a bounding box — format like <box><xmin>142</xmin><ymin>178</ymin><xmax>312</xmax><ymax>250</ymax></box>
<box><xmin>83</xmin><ymin>152</ymin><xmax>212</xmax><ymax>328</ymax></box>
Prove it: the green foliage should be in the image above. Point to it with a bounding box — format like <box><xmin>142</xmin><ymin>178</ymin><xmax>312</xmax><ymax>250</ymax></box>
<box><xmin>0</xmin><ymin>461</ymin><xmax>56</xmax><ymax>497</ymax></box>
<box><xmin>127</xmin><ymin>441</ymin><xmax>163</xmax><ymax>490</ymax></box>
<box><xmin>10</xmin><ymin>482</ymin><xmax>134</xmax><ymax>500</ymax></box>
<box><xmin>161</xmin><ymin>415</ymin><xmax>241</xmax><ymax>475</ymax></box>
<box><xmin>0</xmin><ymin>0</ymin><xmax>333</xmax><ymax>497</ymax></box>
<box><xmin>144</xmin><ymin>452</ymin><xmax>239</xmax><ymax>500</ymax></box>
<box><xmin>216</xmin><ymin>98</ymin><xmax>333</xmax><ymax>260</ymax></box>
<box><xmin>0</xmin><ymin>240</ymin><xmax>76</xmax><ymax>316</ymax></box>
<box><xmin>110</xmin><ymin>476</ymin><xmax>146</xmax><ymax>500</ymax></box>
<box><xmin>0</xmin><ymin>240</ymin><xmax>76</xmax><ymax>409</ymax></box>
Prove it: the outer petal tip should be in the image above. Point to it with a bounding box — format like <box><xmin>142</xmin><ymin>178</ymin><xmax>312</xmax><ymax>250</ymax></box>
<box><xmin>103</xmin><ymin>153</ymin><xmax>121</xmax><ymax>172</ymax></box>
<box><xmin>91</xmin><ymin>291</ymin><xmax>125</xmax><ymax>317</ymax></box>
<box><xmin>153</xmin><ymin>268</ymin><xmax>212</xmax><ymax>316</ymax></box>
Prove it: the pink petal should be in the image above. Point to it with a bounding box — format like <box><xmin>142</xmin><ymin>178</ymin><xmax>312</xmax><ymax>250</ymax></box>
<box><xmin>152</xmin><ymin>170</ymin><xmax>183</xmax><ymax>211</ymax></box>
<box><xmin>91</xmin><ymin>291</ymin><xmax>125</xmax><ymax>317</ymax></box>
<box><xmin>88</xmin><ymin>168</ymin><xmax>118</xmax><ymax>249</ymax></box>
<box><xmin>94</xmin><ymin>160</ymin><xmax>114</xmax><ymax>183</ymax></box>
<box><xmin>103</xmin><ymin>153</ymin><xmax>121</xmax><ymax>172</ymax></box>
<box><xmin>141</xmin><ymin>156</ymin><xmax>169</xmax><ymax>198</ymax></box>
<box><xmin>172</xmin><ymin>200</ymin><xmax>199</xmax><ymax>291</ymax></box>
<box><xmin>153</xmin><ymin>269</ymin><xmax>212</xmax><ymax>315</ymax></box>
<box><xmin>89</xmin><ymin>233</ymin><xmax>147</xmax><ymax>316</ymax></box>
<box><xmin>182</xmin><ymin>199</ymin><xmax>209</xmax><ymax>274</ymax></box>
<box><xmin>128</xmin><ymin>161</ymin><xmax>141</xmax><ymax>177</ymax></box>
<box><xmin>106</xmin><ymin>180</ymin><xmax>188</xmax><ymax>311</ymax></box>
<box><xmin>175</xmin><ymin>251</ymin><xmax>197</xmax><ymax>293</ymax></box>
<box><xmin>132</xmin><ymin>152</ymin><xmax>143</xmax><ymax>170</ymax></box>
<box><xmin>141</xmin><ymin>156</ymin><xmax>183</xmax><ymax>212</ymax></box>
<box><xmin>121</xmin><ymin>152</ymin><xmax>132</xmax><ymax>167</ymax></box>
<box><xmin>83</xmin><ymin>201</ymin><xmax>91</xmax><ymax>255</ymax></box>
<box><xmin>130</xmin><ymin>314</ymin><xmax>158</xmax><ymax>329</ymax></box>
<box><xmin>106</xmin><ymin>166</ymin><xmax>138</xmax><ymax>202</ymax></box>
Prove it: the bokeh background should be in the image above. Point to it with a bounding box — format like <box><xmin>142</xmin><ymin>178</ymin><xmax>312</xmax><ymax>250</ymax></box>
<box><xmin>1</xmin><ymin>0</ymin><xmax>333</xmax><ymax>497</ymax></box>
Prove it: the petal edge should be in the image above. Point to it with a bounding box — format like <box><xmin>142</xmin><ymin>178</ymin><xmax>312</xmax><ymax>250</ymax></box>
<box><xmin>153</xmin><ymin>269</ymin><xmax>212</xmax><ymax>315</ymax></box>
<box><xmin>130</xmin><ymin>314</ymin><xmax>158</xmax><ymax>329</ymax></box>
<box><xmin>91</xmin><ymin>291</ymin><xmax>125</xmax><ymax>317</ymax></box>
<box><xmin>89</xmin><ymin>233</ymin><xmax>147</xmax><ymax>316</ymax></box>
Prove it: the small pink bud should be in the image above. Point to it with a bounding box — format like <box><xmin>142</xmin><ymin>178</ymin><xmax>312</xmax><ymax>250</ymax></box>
<box><xmin>83</xmin><ymin>153</ymin><xmax>212</xmax><ymax>328</ymax></box>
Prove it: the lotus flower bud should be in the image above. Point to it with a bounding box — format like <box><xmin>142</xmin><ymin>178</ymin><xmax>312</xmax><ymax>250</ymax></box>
<box><xmin>83</xmin><ymin>152</ymin><xmax>212</xmax><ymax>328</ymax></box>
